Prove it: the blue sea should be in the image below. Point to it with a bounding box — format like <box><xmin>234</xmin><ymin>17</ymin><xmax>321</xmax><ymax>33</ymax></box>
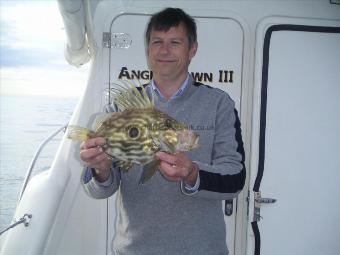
<box><xmin>0</xmin><ymin>95</ymin><xmax>77</xmax><ymax>231</ymax></box>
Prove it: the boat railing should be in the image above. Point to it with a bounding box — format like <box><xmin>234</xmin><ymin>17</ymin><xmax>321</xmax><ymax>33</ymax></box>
<box><xmin>0</xmin><ymin>214</ymin><xmax>32</xmax><ymax>236</ymax></box>
<box><xmin>18</xmin><ymin>124</ymin><xmax>68</xmax><ymax>201</ymax></box>
<box><xmin>0</xmin><ymin>124</ymin><xmax>68</xmax><ymax>236</ymax></box>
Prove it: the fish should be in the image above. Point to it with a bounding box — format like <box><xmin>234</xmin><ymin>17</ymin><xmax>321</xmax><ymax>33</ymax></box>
<box><xmin>67</xmin><ymin>81</ymin><xmax>199</xmax><ymax>184</ymax></box>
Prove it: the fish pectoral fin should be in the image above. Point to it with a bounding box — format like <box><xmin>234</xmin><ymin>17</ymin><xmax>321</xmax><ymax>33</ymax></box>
<box><xmin>151</xmin><ymin>133</ymin><xmax>175</xmax><ymax>153</ymax></box>
<box><xmin>139</xmin><ymin>160</ymin><xmax>159</xmax><ymax>185</ymax></box>
<box><xmin>159</xmin><ymin>138</ymin><xmax>176</xmax><ymax>154</ymax></box>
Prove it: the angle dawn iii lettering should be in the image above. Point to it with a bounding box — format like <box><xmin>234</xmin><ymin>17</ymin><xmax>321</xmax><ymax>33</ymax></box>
<box><xmin>117</xmin><ymin>66</ymin><xmax>234</xmax><ymax>84</ymax></box>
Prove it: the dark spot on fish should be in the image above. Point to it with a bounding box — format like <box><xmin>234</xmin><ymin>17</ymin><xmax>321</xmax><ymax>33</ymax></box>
<box><xmin>128</xmin><ymin>126</ymin><xmax>139</xmax><ymax>138</ymax></box>
<box><xmin>165</xmin><ymin>119</ymin><xmax>172</xmax><ymax>128</ymax></box>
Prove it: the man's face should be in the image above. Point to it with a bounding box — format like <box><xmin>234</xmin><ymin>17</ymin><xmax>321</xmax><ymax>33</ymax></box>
<box><xmin>147</xmin><ymin>23</ymin><xmax>197</xmax><ymax>82</ymax></box>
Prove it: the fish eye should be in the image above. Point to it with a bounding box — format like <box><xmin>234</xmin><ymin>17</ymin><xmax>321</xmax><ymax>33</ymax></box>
<box><xmin>128</xmin><ymin>126</ymin><xmax>139</xmax><ymax>138</ymax></box>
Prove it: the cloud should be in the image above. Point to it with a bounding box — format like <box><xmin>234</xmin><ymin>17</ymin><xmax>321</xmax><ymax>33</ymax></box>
<box><xmin>1</xmin><ymin>66</ymin><xmax>89</xmax><ymax>98</ymax></box>
<box><xmin>0</xmin><ymin>0</ymin><xmax>88</xmax><ymax>98</ymax></box>
<box><xmin>0</xmin><ymin>1</ymin><xmax>65</xmax><ymax>51</ymax></box>
<box><xmin>1</xmin><ymin>46</ymin><xmax>65</xmax><ymax>68</ymax></box>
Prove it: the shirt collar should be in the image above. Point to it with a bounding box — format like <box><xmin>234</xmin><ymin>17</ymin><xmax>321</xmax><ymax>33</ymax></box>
<box><xmin>151</xmin><ymin>73</ymin><xmax>190</xmax><ymax>101</ymax></box>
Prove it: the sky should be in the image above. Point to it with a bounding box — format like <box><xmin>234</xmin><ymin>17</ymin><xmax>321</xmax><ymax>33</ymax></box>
<box><xmin>0</xmin><ymin>0</ymin><xmax>89</xmax><ymax>98</ymax></box>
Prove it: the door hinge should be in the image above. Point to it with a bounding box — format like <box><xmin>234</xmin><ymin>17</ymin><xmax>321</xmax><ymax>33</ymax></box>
<box><xmin>253</xmin><ymin>191</ymin><xmax>276</xmax><ymax>222</ymax></box>
<box><xmin>102</xmin><ymin>32</ymin><xmax>132</xmax><ymax>49</ymax></box>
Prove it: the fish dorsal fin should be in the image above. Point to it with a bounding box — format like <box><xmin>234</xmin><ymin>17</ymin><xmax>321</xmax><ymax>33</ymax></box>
<box><xmin>92</xmin><ymin>112</ymin><xmax>115</xmax><ymax>130</ymax></box>
<box><xmin>107</xmin><ymin>80</ymin><xmax>153</xmax><ymax>111</ymax></box>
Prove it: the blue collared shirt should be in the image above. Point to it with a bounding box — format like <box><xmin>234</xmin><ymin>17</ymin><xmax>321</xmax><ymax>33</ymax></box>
<box><xmin>151</xmin><ymin>74</ymin><xmax>190</xmax><ymax>101</ymax></box>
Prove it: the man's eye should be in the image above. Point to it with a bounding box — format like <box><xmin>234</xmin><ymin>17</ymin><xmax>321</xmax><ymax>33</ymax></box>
<box><xmin>171</xmin><ymin>41</ymin><xmax>180</xmax><ymax>45</ymax></box>
<box><xmin>152</xmin><ymin>40</ymin><xmax>162</xmax><ymax>44</ymax></box>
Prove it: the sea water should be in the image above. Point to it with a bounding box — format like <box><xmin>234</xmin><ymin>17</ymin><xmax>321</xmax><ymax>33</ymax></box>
<box><xmin>0</xmin><ymin>95</ymin><xmax>77</xmax><ymax>230</ymax></box>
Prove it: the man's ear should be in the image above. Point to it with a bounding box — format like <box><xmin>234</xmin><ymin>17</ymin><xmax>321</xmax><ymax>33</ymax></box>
<box><xmin>189</xmin><ymin>42</ymin><xmax>198</xmax><ymax>60</ymax></box>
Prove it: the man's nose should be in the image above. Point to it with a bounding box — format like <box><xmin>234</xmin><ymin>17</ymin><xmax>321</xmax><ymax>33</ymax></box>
<box><xmin>159</xmin><ymin>42</ymin><xmax>170</xmax><ymax>54</ymax></box>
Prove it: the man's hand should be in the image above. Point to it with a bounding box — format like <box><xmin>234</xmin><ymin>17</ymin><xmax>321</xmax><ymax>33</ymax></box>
<box><xmin>80</xmin><ymin>137</ymin><xmax>112</xmax><ymax>182</ymax></box>
<box><xmin>156</xmin><ymin>151</ymin><xmax>198</xmax><ymax>186</ymax></box>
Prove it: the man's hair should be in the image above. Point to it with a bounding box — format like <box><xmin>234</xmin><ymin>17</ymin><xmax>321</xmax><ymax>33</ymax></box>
<box><xmin>145</xmin><ymin>8</ymin><xmax>197</xmax><ymax>48</ymax></box>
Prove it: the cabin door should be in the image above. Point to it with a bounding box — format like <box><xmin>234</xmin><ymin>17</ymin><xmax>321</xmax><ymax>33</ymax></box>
<box><xmin>248</xmin><ymin>21</ymin><xmax>340</xmax><ymax>255</ymax></box>
<box><xmin>107</xmin><ymin>12</ymin><xmax>244</xmax><ymax>255</ymax></box>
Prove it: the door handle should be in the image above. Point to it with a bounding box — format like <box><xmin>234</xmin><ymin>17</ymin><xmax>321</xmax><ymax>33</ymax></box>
<box><xmin>254</xmin><ymin>191</ymin><xmax>277</xmax><ymax>221</ymax></box>
<box><xmin>224</xmin><ymin>199</ymin><xmax>233</xmax><ymax>216</ymax></box>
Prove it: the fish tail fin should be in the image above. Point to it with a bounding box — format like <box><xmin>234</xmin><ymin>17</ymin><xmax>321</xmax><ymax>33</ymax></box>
<box><xmin>67</xmin><ymin>125</ymin><xmax>92</xmax><ymax>141</ymax></box>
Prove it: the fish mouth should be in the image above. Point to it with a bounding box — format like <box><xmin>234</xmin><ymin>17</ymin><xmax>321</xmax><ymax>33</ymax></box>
<box><xmin>176</xmin><ymin>129</ymin><xmax>200</xmax><ymax>151</ymax></box>
<box><xmin>192</xmin><ymin>134</ymin><xmax>200</xmax><ymax>149</ymax></box>
<box><xmin>190</xmin><ymin>132</ymin><xmax>199</xmax><ymax>150</ymax></box>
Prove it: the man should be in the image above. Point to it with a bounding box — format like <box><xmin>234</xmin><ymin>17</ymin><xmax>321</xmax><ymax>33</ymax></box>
<box><xmin>80</xmin><ymin>7</ymin><xmax>245</xmax><ymax>255</ymax></box>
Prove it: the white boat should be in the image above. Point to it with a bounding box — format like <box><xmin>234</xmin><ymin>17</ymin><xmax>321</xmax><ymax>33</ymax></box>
<box><xmin>1</xmin><ymin>0</ymin><xmax>339</xmax><ymax>254</ymax></box>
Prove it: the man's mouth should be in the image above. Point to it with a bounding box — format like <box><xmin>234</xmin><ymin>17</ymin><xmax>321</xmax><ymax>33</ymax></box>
<box><xmin>158</xmin><ymin>59</ymin><xmax>176</xmax><ymax>63</ymax></box>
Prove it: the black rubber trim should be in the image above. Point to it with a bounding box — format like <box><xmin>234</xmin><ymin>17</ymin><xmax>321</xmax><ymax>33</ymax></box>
<box><xmin>254</xmin><ymin>24</ymin><xmax>340</xmax><ymax>193</ymax></box>
<box><xmin>252</xmin><ymin>221</ymin><xmax>261</xmax><ymax>255</ymax></box>
<box><xmin>252</xmin><ymin>24</ymin><xmax>340</xmax><ymax>255</ymax></box>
